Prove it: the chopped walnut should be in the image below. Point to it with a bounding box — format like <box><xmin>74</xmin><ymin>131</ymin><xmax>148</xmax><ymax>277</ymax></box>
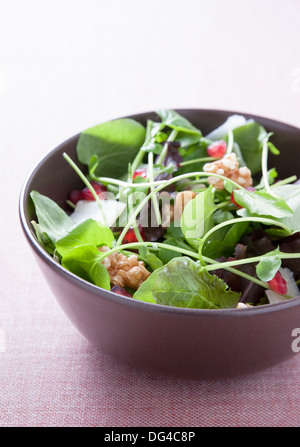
<box><xmin>98</xmin><ymin>246</ymin><xmax>151</xmax><ymax>290</ymax></box>
<box><xmin>203</xmin><ymin>152</ymin><xmax>253</xmax><ymax>190</ymax></box>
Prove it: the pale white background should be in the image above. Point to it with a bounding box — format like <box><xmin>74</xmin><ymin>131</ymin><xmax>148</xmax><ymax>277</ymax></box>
<box><xmin>1</xmin><ymin>0</ymin><xmax>300</xmax><ymax>427</ymax></box>
<box><xmin>2</xmin><ymin>0</ymin><xmax>300</xmax><ymax>245</ymax></box>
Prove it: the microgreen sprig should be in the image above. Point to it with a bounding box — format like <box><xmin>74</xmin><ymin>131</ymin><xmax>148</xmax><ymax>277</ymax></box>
<box><xmin>63</xmin><ymin>152</ymin><xmax>108</xmax><ymax>227</ymax></box>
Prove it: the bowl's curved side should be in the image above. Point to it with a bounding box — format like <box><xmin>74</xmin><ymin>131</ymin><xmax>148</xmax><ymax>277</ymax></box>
<box><xmin>28</xmin><ymin>249</ymin><xmax>300</xmax><ymax>379</ymax></box>
<box><xmin>19</xmin><ymin>109</ymin><xmax>300</xmax><ymax>379</ymax></box>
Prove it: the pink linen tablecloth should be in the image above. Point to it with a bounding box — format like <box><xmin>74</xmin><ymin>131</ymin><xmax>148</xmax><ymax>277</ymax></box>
<box><xmin>1</xmin><ymin>0</ymin><xmax>300</xmax><ymax>427</ymax></box>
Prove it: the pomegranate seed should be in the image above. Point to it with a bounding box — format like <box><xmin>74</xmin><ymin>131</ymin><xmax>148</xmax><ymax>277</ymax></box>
<box><xmin>267</xmin><ymin>271</ymin><xmax>288</xmax><ymax>295</ymax></box>
<box><xmin>67</xmin><ymin>189</ymin><xmax>82</xmax><ymax>205</ymax></box>
<box><xmin>81</xmin><ymin>181</ymin><xmax>107</xmax><ymax>201</ymax></box>
<box><xmin>68</xmin><ymin>181</ymin><xmax>107</xmax><ymax>204</ymax></box>
<box><xmin>133</xmin><ymin>169</ymin><xmax>147</xmax><ymax>180</ymax></box>
<box><xmin>207</xmin><ymin>140</ymin><xmax>227</xmax><ymax>158</ymax></box>
<box><xmin>123</xmin><ymin>224</ymin><xmax>145</xmax><ymax>244</ymax></box>
<box><xmin>111</xmin><ymin>285</ymin><xmax>132</xmax><ymax>297</ymax></box>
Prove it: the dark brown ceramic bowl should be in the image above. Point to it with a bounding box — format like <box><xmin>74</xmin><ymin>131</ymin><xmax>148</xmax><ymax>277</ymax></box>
<box><xmin>19</xmin><ymin>109</ymin><xmax>300</xmax><ymax>379</ymax></box>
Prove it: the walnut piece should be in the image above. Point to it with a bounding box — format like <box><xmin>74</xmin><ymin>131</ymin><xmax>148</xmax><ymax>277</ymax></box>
<box><xmin>203</xmin><ymin>152</ymin><xmax>253</xmax><ymax>190</ymax></box>
<box><xmin>99</xmin><ymin>246</ymin><xmax>151</xmax><ymax>290</ymax></box>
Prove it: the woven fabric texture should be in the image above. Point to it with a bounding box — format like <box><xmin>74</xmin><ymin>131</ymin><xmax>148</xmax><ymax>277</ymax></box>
<box><xmin>1</xmin><ymin>230</ymin><xmax>300</xmax><ymax>427</ymax></box>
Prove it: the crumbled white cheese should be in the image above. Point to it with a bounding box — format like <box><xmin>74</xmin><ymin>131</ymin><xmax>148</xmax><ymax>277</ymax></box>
<box><xmin>266</xmin><ymin>268</ymin><xmax>300</xmax><ymax>304</ymax></box>
<box><xmin>205</xmin><ymin>115</ymin><xmax>251</xmax><ymax>140</ymax></box>
<box><xmin>70</xmin><ymin>199</ymin><xmax>126</xmax><ymax>227</ymax></box>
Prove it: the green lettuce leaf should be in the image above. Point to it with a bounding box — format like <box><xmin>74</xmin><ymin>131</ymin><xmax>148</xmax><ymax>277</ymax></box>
<box><xmin>155</xmin><ymin>109</ymin><xmax>202</xmax><ymax>136</ymax></box>
<box><xmin>256</xmin><ymin>249</ymin><xmax>282</xmax><ymax>282</ymax></box>
<box><xmin>76</xmin><ymin>118</ymin><xmax>146</xmax><ymax>178</ymax></box>
<box><xmin>61</xmin><ymin>244</ymin><xmax>111</xmax><ymax>290</ymax></box>
<box><xmin>231</xmin><ymin>121</ymin><xmax>267</xmax><ymax>175</ymax></box>
<box><xmin>234</xmin><ymin>189</ymin><xmax>293</xmax><ymax>218</ymax></box>
<box><xmin>134</xmin><ymin>257</ymin><xmax>241</xmax><ymax>309</ymax></box>
<box><xmin>202</xmin><ymin>221</ymin><xmax>249</xmax><ymax>259</ymax></box>
<box><xmin>132</xmin><ymin>266</ymin><xmax>164</xmax><ymax>304</ymax></box>
<box><xmin>56</xmin><ymin>218</ymin><xmax>114</xmax><ymax>257</ymax></box>
<box><xmin>30</xmin><ymin>190</ymin><xmax>74</xmax><ymax>245</ymax></box>
<box><xmin>181</xmin><ymin>186</ymin><xmax>217</xmax><ymax>248</ymax></box>
<box><xmin>270</xmin><ymin>184</ymin><xmax>300</xmax><ymax>232</ymax></box>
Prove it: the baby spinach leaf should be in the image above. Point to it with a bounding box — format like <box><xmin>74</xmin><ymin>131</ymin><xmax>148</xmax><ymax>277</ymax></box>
<box><xmin>175</xmin><ymin>131</ymin><xmax>202</xmax><ymax>148</ymax></box>
<box><xmin>158</xmin><ymin>238</ymin><xmax>183</xmax><ymax>264</ymax></box>
<box><xmin>223</xmin><ymin>221</ymin><xmax>250</xmax><ymax>247</ymax></box>
<box><xmin>202</xmin><ymin>240</ymin><xmax>234</xmax><ymax>260</ymax></box>
<box><xmin>138</xmin><ymin>246</ymin><xmax>163</xmax><ymax>271</ymax></box>
<box><xmin>230</xmin><ymin>121</ymin><xmax>267</xmax><ymax>175</ymax></box>
<box><xmin>141</xmin><ymin>141</ymin><xmax>162</xmax><ymax>154</ymax></box>
<box><xmin>151</xmin><ymin>257</ymin><xmax>241</xmax><ymax>309</ymax></box>
<box><xmin>30</xmin><ymin>191</ymin><xmax>115</xmax><ymax>260</ymax></box>
<box><xmin>31</xmin><ymin>220</ymin><xmax>56</xmax><ymax>255</ymax></box>
<box><xmin>30</xmin><ymin>190</ymin><xmax>74</xmax><ymax>244</ymax></box>
<box><xmin>270</xmin><ymin>184</ymin><xmax>300</xmax><ymax>232</ymax></box>
<box><xmin>76</xmin><ymin>118</ymin><xmax>146</xmax><ymax>178</ymax></box>
<box><xmin>88</xmin><ymin>154</ymin><xmax>100</xmax><ymax>178</ymax></box>
<box><xmin>256</xmin><ymin>249</ymin><xmax>282</xmax><ymax>282</ymax></box>
<box><xmin>165</xmin><ymin>220</ymin><xmax>185</xmax><ymax>239</ymax></box>
<box><xmin>61</xmin><ymin>244</ymin><xmax>111</xmax><ymax>290</ymax></box>
<box><xmin>175</xmin><ymin>142</ymin><xmax>208</xmax><ymax>175</ymax></box>
<box><xmin>202</xmin><ymin>222</ymin><xmax>249</xmax><ymax>259</ymax></box>
<box><xmin>132</xmin><ymin>266</ymin><xmax>164</xmax><ymax>304</ymax></box>
<box><xmin>201</xmin><ymin>224</ymin><xmax>231</xmax><ymax>258</ymax></box>
<box><xmin>55</xmin><ymin>218</ymin><xmax>114</xmax><ymax>257</ymax></box>
<box><xmin>156</xmin><ymin>109</ymin><xmax>202</xmax><ymax>136</ymax></box>
<box><xmin>181</xmin><ymin>186</ymin><xmax>217</xmax><ymax>246</ymax></box>
<box><xmin>213</xmin><ymin>209</ymin><xmax>235</xmax><ymax>224</ymax></box>
<box><xmin>234</xmin><ymin>189</ymin><xmax>293</xmax><ymax>218</ymax></box>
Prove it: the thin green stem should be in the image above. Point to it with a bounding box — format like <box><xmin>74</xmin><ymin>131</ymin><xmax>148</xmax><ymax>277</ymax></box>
<box><xmin>148</xmin><ymin>151</ymin><xmax>161</xmax><ymax>226</ymax></box>
<box><xmin>90</xmin><ymin>176</ymin><xmax>167</xmax><ymax>189</ymax></box>
<box><xmin>65</xmin><ymin>200</ymin><xmax>76</xmax><ymax>209</ymax></box>
<box><xmin>156</xmin><ymin>129</ymin><xmax>178</xmax><ymax>165</ymax></box>
<box><xmin>215</xmin><ymin>200</ymin><xmax>231</xmax><ymax>209</ymax></box>
<box><xmin>198</xmin><ymin>216</ymin><xmax>292</xmax><ymax>261</ymax></box>
<box><xmin>204</xmin><ymin>255</ymin><xmax>297</xmax><ymax>299</ymax></box>
<box><xmin>63</xmin><ymin>152</ymin><xmax>108</xmax><ymax>227</ymax></box>
<box><xmin>115</xmin><ymin>171</ymin><xmax>254</xmax><ymax>246</ymax></box>
<box><xmin>130</xmin><ymin>120</ymin><xmax>158</xmax><ymax>177</ymax></box>
<box><xmin>179</xmin><ymin>157</ymin><xmax>218</xmax><ymax>167</ymax></box>
<box><xmin>202</xmin><ymin>256</ymin><xmax>268</xmax><ymax>289</ymax></box>
<box><xmin>205</xmin><ymin>252</ymin><xmax>300</xmax><ymax>273</ymax></box>
<box><xmin>98</xmin><ymin>241</ymin><xmax>199</xmax><ymax>262</ymax></box>
<box><xmin>270</xmin><ymin>175</ymin><xmax>297</xmax><ymax>188</ymax></box>
<box><xmin>176</xmin><ymin>180</ymin><xmax>209</xmax><ymax>187</ymax></box>
<box><xmin>128</xmin><ymin>195</ymin><xmax>144</xmax><ymax>243</ymax></box>
<box><xmin>98</xmin><ymin>241</ymin><xmax>300</xmax><ymax>293</ymax></box>
<box><xmin>92</xmin><ymin>169</ymin><xmax>242</xmax><ymax>191</ymax></box>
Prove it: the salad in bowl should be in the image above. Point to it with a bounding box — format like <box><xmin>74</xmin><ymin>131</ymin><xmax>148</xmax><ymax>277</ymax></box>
<box><xmin>29</xmin><ymin>109</ymin><xmax>300</xmax><ymax>310</ymax></box>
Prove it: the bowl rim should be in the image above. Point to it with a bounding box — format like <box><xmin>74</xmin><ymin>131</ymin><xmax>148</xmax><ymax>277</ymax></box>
<box><xmin>19</xmin><ymin>108</ymin><xmax>300</xmax><ymax>317</ymax></box>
